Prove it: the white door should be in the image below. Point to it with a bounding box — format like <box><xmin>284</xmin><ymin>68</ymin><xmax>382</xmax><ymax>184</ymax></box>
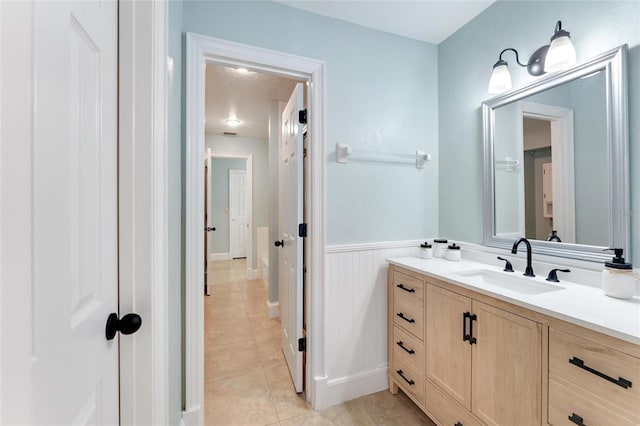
<box><xmin>278</xmin><ymin>83</ymin><xmax>304</xmax><ymax>392</ymax></box>
<box><xmin>0</xmin><ymin>1</ymin><xmax>119</xmax><ymax>424</ymax></box>
<box><xmin>229</xmin><ymin>169</ymin><xmax>248</xmax><ymax>258</ymax></box>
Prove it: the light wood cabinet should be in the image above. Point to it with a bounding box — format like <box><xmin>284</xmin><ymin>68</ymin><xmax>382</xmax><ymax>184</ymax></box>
<box><xmin>471</xmin><ymin>301</ymin><xmax>542</xmax><ymax>426</ymax></box>
<box><xmin>389</xmin><ymin>264</ymin><xmax>639</xmax><ymax>426</ymax></box>
<box><xmin>426</xmin><ymin>284</ymin><xmax>472</xmax><ymax>409</ymax></box>
<box><xmin>426</xmin><ymin>283</ymin><xmax>541</xmax><ymax>426</ymax></box>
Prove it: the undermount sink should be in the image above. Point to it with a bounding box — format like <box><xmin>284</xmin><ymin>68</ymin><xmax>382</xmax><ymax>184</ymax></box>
<box><xmin>455</xmin><ymin>269</ymin><xmax>565</xmax><ymax>295</ymax></box>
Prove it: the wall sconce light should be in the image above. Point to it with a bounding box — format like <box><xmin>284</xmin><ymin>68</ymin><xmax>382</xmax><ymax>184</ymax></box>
<box><xmin>488</xmin><ymin>20</ymin><xmax>577</xmax><ymax>95</ymax></box>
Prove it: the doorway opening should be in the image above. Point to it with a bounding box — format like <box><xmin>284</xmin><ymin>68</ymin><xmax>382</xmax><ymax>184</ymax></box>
<box><xmin>184</xmin><ymin>33</ymin><xmax>326</xmax><ymax>425</ymax></box>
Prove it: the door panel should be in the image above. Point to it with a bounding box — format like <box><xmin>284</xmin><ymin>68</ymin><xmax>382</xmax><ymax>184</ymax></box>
<box><xmin>426</xmin><ymin>284</ymin><xmax>472</xmax><ymax>409</ymax></box>
<box><xmin>0</xmin><ymin>1</ymin><xmax>119</xmax><ymax>423</ymax></box>
<box><xmin>279</xmin><ymin>83</ymin><xmax>304</xmax><ymax>393</ymax></box>
<box><xmin>471</xmin><ymin>301</ymin><xmax>542</xmax><ymax>426</ymax></box>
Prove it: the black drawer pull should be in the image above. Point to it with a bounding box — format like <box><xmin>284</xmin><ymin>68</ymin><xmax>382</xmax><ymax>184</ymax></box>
<box><xmin>468</xmin><ymin>313</ymin><xmax>477</xmax><ymax>345</ymax></box>
<box><xmin>568</xmin><ymin>413</ymin><xmax>584</xmax><ymax>426</ymax></box>
<box><xmin>454</xmin><ymin>423</ymin><xmax>463</xmax><ymax>426</ymax></box>
<box><xmin>396</xmin><ymin>312</ymin><xmax>415</xmax><ymax>324</ymax></box>
<box><xmin>396</xmin><ymin>369</ymin><xmax>415</xmax><ymax>386</ymax></box>
<box><xmin>463</xmin><ymin>312</ymin><xmax>470</xmax><ymax>342</ymax></box>
<box><xmin>569</xmin><ymin>357</ymin><xmax>632</xmax><ymax>389</ymax></box>
<box><xmin>396</xmin><ymin>283</ymin><xmax>416</xmax><ymax>293</ymax></box>
<box><xmin>396</xmin><ymin>341</ymin><xmax>415</xmax><ymax>355</ymax></box>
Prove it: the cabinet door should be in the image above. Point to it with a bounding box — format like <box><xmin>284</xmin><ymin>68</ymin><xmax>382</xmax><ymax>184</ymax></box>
<box><xmin>471</xmin><ymin>301</ymin><xmax>542</xmax><ymax>426</ymax></box>
<box><xmin>426</xmin><ymin>284</ymin><xmax>472</xmax><ymax>409</ymax></box>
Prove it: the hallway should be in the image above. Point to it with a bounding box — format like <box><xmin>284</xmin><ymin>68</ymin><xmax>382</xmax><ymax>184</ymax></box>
<box><xmin>204</xmin><ymin>259</ymin><xmax>436</xmax><ymax>425</ymax></box>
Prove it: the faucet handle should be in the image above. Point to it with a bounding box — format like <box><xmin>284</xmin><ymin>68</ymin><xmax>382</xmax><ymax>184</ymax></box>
<box><xmin>546</xmin><ymin>268</ymin><xmax>570</xmax><ymax>282</ymax></box>
<box><xmin>497</xmin><ymin>256</ymin><xmax>514</xmax><ymax>272</ymax></box>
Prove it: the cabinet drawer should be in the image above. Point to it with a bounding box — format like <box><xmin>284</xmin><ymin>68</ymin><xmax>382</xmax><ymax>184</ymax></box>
<box><xmin>393</xmin><ymin>271</ymin><xmax>424</xmax><ymax>302</ymax></box>
<box><xmin>392</xmin><ymin>354</ymin><xmax>425</xmax><ymax>406</ymax></box>
<box><xmin>425</xmin><ymin>379</ymin><xmax>483</xmax><ymax>426</ymax></box>
<box><xmin>393</xmin><ymin>292</ymin><xmax>424</xmax><ymax>339</ymax></box>
<box><xmin>549</xmin><ymin>328</ymin><xmax>640</xmax><ymax>420</ymax></box>
<box><xmin>549</xmin><ymin>378</ymin><xmax>637</xmax><ymax>426</ymax></box>
<box><xmin>393</xmin><ymin>326</ymin><xmax>425</xmax><ymax>373</ymax></box>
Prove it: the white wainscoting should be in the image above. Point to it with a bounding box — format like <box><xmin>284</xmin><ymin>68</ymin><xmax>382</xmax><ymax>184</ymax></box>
<box><xmin>317</xmin><ymin>240</ymin><xmax>422</xmax><ymax>408</ymax></box>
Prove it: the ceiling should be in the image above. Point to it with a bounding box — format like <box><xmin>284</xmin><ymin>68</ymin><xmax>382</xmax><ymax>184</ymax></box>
<box><xmin>275</xmin><ymin>0</ymin><xmax>496</xmax><ymax>44</ymax></box>
<box><xmin>205</xmin><ymin>64</ymin><xmax>300</xmax><ymax>138</ymax></box>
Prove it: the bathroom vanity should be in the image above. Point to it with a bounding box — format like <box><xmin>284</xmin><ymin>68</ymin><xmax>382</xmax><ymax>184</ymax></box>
<box><xmin>387</xmin><ymin>256</ymin><xmax>640</xmax><ymax>426</ymax></box>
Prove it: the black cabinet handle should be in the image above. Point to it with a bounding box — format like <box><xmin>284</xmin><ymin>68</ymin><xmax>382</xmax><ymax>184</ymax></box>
<box><xmin>396</xmin><ymin>341</ymin><xmax>415</xmax><ymax>355</ymax></box>
<box><xmin>396</xmin><ymin>369</ymin><xmax>415</xmax><ymax>386</ymax></box>
<box><xmin>396</xmin><ymin>283</ymin><xmax>415</xmax><ymax>293</ymax></box>
<box><xmin>463</xmin><ymin>312</ymin><xmax>477</xmax><ymax>345</ymax></box>
<box><xmin>463</xmin><ymin>312</ymin><xmax>470</xmax><ymax>342</ymax></box>
<box><xmin>568</xmin><ymin>413</ymin><xmax>584</xmax><ymax>426</ymax></box>
<box><xmin>569</xmin><ymin>357</ymin><xmax>632</xmax><ymax>389</ymax></box>
<box><xmin>468</xmin><ymin>313</ymin><xmax>477</xmax><ymax>345</ymax></box>
<box><xmin>396</xmin><ymin>312</ymin><xmax>415</xmax><ymax>324</ymax></box>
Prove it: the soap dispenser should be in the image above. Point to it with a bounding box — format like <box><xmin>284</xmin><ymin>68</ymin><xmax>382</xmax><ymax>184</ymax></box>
<box><xmin>602</xmin><ymin>248</ymin><xmax>638</xmax><ymax>299</ymax></box>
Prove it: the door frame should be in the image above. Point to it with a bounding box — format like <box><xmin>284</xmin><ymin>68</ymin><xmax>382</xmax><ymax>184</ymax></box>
<box><xmin>118</xmin><ymin>1</ymin><xmax>170</xmax><ymax>424</ymax></box>
<box><xmin>184</xmin><ymin>33</ymin><xmax>326</xmax><ymax>424</ymax></box>
<box><xmin>517</xmin><ymin>101</ymin><xmax>575</xmax><ymax>243</ymax></box>
<box><xmin>209</xmin><ymin>152</ymin><xmax>253</xmax><ymax>274</ymax></box>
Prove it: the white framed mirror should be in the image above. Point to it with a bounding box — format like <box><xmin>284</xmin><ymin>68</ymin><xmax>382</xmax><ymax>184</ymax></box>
<box><xmin>482</xmin><ymin>44</ymin><xmax>629</xmax><ymax>262</ymax></box>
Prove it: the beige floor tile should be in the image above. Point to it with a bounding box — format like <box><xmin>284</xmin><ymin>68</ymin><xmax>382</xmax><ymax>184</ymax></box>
<box><xmin>204</xmin><ymin>370</ymin><xmax>279</xmax><ymax>426</ymax></box>
<box><xmin>279</xmin><ymin>411</ymin><xmax>335</xmax><ymax>426</ymax></box>
<box><xmin>257</xmin><ymin>337</ymin><xmax>287</xmax><ymax>368</ymax></box>
<box><xmin>205</xmin><ymin>341</ymin><xmax>263</xmax><ymax>382</ymax></box>
<box><xmin>205</xmin><ymin>317</ymin><xmax>253</xmax><ymax>348</ymax></box>
<box><xmin>266</xmin><ymin>368</ymin><xmax>311</xmax><ymax>421</ymax></box>
<box><xmin>205</xmin><ymin>303</ymin><xmax>248</xmax><ymax>322</ymax></box>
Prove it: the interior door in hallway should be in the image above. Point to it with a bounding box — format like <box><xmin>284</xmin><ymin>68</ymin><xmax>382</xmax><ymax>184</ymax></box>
<box><xmin>229</xmin><ymin>168</ymin><xmax>248</xmax><ymax>258</ymax></box>
<box><xmin>0</xmin><ymin>0</ymin><xmax>119</xmax><ymax>424</ymax></box>
<box><xmin>278</xmin><ymin>83</ymin><xmax>304</xmax><ymax>393</ymax></box>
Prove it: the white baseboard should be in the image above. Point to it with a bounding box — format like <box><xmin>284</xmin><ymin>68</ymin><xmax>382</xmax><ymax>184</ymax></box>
<box><xmin>181</xmin><ymin>406</ymin><xmax>201</xmax><ymax>426</ymax></box>
<box><xmin>246</xmin><ymin>268</ymin><xmax>258</xmax><ymax>280</ymax></box>
<box><xmin>210</xmin><ymin>252</ymin><xmax>231</xmax><ymax>261</ymax></box>
<box><xmin>267</xmin><ymin>300</ymin><xmax>279</xmax><ymax>318</ymax></box>
<box><xmin>313</xmin><ymin>365</ymin><xmax>389</xmax><ymax>410</ymax></box>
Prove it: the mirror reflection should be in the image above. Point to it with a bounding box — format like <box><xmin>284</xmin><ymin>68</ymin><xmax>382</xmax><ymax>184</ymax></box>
<box><xmin>493</xmin><ymin>70</ymin><xmax>608</xmax><ymax>247</ymax></box>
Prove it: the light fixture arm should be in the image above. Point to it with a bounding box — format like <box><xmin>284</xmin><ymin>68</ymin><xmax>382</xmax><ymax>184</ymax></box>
<box><xmin>498</xmin><ymin>48</ymin><xmax>527</xmax><ymax>68</ymax></box>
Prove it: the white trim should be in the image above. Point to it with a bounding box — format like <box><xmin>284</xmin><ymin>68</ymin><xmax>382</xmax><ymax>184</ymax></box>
<box><xmin>210</xmin><ymin>253</ymin><xmax>231</xmax><ymax>261</ymax></box>
<box><xmin>314</xmin><ymin>365</ymin><xmax>389</xmax><ymax>409</ymax></box>
<box><xmin>326</xmin><ymin>239</ymin><xmax>428</xmax><ymax>254</ymax></box>
<box><xmin>185</xmin><ymin>33</ymin><xmax>326</xmax><ymax>420</ymax></box>
<box><xmin>118</xmin><ymin>1</ymin><xmax>169</xmax><ymax>424</ymax></box>
<box><xmin>267</xmin><ymin>301</ymin><xmax>280</xmax><ymax>318</ymax></box>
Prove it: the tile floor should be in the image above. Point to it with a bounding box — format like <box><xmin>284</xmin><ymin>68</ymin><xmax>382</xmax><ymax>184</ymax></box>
<box><xmin>204</xmin><ymin>259</ymin><xmax>436</xmax><ymax>426</ymax></box>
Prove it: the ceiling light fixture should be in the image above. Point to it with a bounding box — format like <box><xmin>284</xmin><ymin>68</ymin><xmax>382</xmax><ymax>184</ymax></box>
<box><xmin>225</xmin><ymin>118</ymin><xmax>241</xmax><ymax>127</ymax></box>
<box><xmin>488</xmin><ymin>20</ymin><xmax>577</xmax><ymax>95</ymax></box>
<box><xmin>236</xmin><ymin>67</ymin><xmax>249</xmax><ymax>74</ymax></box>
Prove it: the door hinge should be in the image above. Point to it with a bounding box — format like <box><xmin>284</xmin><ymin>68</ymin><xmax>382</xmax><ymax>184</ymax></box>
<box><xmin>298</xmin><ymin>109</ymin><xmax>308</xmax><ymax>124</ymax></box>
<box><xmin>298</xmin><ymin>337</ymin><xmax>306</xmax><ymax>352</ymax></box>
<box><xmin>298</xmin><ymin>223</ymin><xmax>308</xmax><ymax>238</ymax></box>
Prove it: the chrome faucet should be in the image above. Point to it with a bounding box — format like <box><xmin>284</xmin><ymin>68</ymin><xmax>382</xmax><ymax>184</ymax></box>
<box><xmin>511</xmin><ymin>238</ymin><xmax>535</xmax><ymax>277</ymax></box>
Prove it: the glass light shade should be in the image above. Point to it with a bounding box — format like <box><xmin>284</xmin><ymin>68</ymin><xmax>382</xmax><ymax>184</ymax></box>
<box><xmin>544</xmin><ymin>35</ymin><xmax>576</xmax><ymax>72</ymax></box>
<box><xmin>488</xmin><ymin>64</ymin><xmax>512</xmax><ymax>94</ymax></box>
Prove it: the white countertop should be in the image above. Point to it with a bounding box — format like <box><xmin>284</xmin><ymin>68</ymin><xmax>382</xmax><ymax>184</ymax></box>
<box><xmin>388</xmin><ymin>256</ymin><xmax>640</xmax><ymax>345</ymax></box>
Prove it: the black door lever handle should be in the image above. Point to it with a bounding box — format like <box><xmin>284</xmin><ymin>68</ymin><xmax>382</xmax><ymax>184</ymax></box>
<box><xmin>205</xmin><ymin>227</ymin><xmax>216</xmax><ymax>232</ymax></box>
<box><xmin>274</xmin><ymin>240</ymin><xmax>284</xmax><ymax>247</ymax></box>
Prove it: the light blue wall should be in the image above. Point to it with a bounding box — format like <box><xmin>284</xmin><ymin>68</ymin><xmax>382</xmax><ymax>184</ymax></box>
<box><xmin>438</xmin><ymin>0</ymin><xmax>640</xmax><ymax>263</ymax></box>
<box><xmin>209</xmin><ymin>158</ymin><xmax>247</xmax><ymax>254</ymax></box>
<box><xmin>167</xmin><ymin>0</ymin><xmax>183</xmax><ymax>424</ymax></box>
<box><xmin>206</xmin><ymin>135</ymin><xmax>269</xmax><ymax>269</ymax></box>
<box><xmin>183</xmin><ymin>0</ymin><xmax>440</xmax><ymax>245</ymax></box>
